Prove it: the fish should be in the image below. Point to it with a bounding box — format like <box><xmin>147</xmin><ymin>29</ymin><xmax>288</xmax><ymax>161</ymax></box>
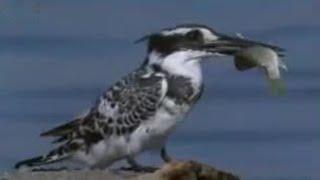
<box><xmin>235</xmin><ymin>46</ymin><xmax>287</xmax><ymax>95</ymax></box>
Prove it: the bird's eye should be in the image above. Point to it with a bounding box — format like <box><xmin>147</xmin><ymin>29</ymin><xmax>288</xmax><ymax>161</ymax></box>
<box><xmin>186</xmin><ymin>30</ymin><xmax>202</xmax><ymax>40</ymax></box>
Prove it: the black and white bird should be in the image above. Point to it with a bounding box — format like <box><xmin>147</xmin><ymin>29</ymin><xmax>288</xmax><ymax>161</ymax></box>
<box><xmin>15</xmin><ymin>24</ymin><xmax>284</xmax><ymax>171</ymax></box>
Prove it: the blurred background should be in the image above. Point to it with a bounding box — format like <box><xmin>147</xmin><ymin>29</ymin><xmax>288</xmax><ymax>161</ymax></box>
<box><xmin>0</xmin><ymin>0</ymin><xmax>319</xmax><ymax>179</ymax></box>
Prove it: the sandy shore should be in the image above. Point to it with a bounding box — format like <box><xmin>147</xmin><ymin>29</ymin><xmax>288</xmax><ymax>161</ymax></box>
<box><xmin>1</xmin><ymin>161</ymin><xmax>239</xmax><ymax>180</ymax></box>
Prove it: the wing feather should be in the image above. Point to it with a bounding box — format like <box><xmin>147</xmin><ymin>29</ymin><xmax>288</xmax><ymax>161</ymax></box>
<box><xmin>40</xmin><ymin>118</ymin><xmax>82</xmax><ymax>137</ymax></box>
<box><xmin>40</xmin><ymin>67</ymin><xmax>168</xmax><ymax>144</ymax></box>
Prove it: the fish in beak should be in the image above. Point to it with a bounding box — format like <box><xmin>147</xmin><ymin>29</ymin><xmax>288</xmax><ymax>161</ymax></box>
<box><xmin>235</xmin><ymin>46</ymin><xmax>287</xmax><ymax>95</ymax></box>
<box><xmin>202</xmin><ymin>33</ymin><xmax>287</xmax><ymax>95</ymax></box>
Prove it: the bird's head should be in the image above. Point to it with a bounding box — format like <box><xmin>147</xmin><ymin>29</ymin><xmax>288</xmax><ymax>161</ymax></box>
<box><xmin>138</xmin><ymin>24</ymin><xmax>284</xmax><ymax>68</ymax></box>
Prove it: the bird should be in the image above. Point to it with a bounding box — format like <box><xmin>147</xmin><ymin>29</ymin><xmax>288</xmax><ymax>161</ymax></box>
<box><xmin>14</xmin><ymin>24</ymin><xmax>284</xmax><ymax>171</ymax></box>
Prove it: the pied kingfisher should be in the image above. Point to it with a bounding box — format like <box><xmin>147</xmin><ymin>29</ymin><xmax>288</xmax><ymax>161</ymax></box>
<box><xmin>15</xmin><ymin>24</ymin><xmax>284</xmax><ymax>171</ymax></box>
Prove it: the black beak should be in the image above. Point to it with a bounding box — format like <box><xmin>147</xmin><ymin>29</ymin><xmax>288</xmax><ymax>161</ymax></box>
<box><xmin>201</xmin><ymin>33</ymin><xmax>285</xmax><ymax>71</ymax></box>
<box><xmin>202</xmin><ymin>33</ymin><xmax>285</xmax><ymax>57</ymax></box>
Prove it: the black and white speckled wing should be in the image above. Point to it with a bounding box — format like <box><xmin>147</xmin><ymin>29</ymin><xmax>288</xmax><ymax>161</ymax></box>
<box><xmin>41</xmin><ymin>67</ymin><xmax>168</xmax><ymax>144</ymax></box>
<box><xmin>15</xmin><ymin>68</ymin><xmax>168</xmax><ymax>168</ymax></box>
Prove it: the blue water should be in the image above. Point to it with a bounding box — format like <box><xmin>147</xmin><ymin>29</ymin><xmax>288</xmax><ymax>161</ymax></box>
<box><xmin>1</xmin><ymin>1</ymin><xmax>319</xmax><ymax>179</ymax></box>
<box><xmin>1</xmin><ymin>38</ymin><xmax>319</xmax><ymax>180</ymax></box>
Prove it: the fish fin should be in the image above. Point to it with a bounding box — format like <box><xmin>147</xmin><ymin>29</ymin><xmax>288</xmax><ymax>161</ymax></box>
<box><xmin>269</xmin><ymin>78</ymin><xmax>286</xmax><ymax>96</ymax></box>
<box><xmin>279</xmin><ymin>59</ymin><xmax>288</xmax><ymax>71</ymax></box>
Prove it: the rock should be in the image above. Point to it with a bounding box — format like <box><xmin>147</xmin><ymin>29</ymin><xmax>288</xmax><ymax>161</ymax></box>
<box><xmin>154</xmin><ymin>161</ymin><xmax>239</xmax><ymax>180</ymax></box>
<box><xmin>1</xmin><ymin>161</ymin><xmax>239</xmax><ymax>180</ymax></box>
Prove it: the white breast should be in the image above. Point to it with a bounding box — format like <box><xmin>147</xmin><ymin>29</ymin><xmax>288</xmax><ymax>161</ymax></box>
<box><xmin>127</xmin><ymin>97</ymin><xmax>191</xmax><ymax>155</ymax></box>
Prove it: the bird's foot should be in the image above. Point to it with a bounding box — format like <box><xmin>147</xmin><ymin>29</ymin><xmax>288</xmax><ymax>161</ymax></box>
<box><xmin>120</xmin><ymin>165</ymin><xmax>158</xmax><ymax>173</ymax></box>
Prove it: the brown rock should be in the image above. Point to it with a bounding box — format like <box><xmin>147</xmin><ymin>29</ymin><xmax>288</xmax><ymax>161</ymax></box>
<box><xmin>2</xmin><ymin>161</ymin><xmax>239</xmax><ymax>180</ymax></box>
<box><xmin>156</xmin><ymin>161</ymin><xmax>239</xmax><ymax>180</ymax></box>
<box><xmin>135</xmin><ymin>160</ymin><xmax>240</xmax><ymax>180</ymax></box>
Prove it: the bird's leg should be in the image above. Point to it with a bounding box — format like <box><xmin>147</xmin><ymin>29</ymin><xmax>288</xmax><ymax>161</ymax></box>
<box><xmin>161</xmin><ymin>146</ymin><xmax>173</xmax><ymax>163</ymax></box>
<box><xmin>120</xmin><ymin>157</ymin><xmax>158</xmax><ymax>173</ymax></box>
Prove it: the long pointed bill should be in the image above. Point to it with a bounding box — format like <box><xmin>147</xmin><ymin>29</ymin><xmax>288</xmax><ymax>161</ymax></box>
<box><xmin>202</xmin><ymin>34</ymin><xmax>285</xmax><ymax>57</ymax></box>
<box><xmin>201</xmin><ymin>33</ymin><xmax>286</xmax><ymax>74</ymax></box>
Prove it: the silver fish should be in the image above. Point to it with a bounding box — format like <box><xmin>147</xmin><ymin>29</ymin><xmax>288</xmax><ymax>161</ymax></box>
<box><xmin>235</xmin><ymin>46</ymin><xmax>287</xmax><ymax>95</ymax></box>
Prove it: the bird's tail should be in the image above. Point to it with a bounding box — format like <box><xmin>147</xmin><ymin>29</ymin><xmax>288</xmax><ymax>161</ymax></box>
<box><xmin>14</xmin><ymin>143</ymin><xmax>77</xmax><ymax>169</ymax></box>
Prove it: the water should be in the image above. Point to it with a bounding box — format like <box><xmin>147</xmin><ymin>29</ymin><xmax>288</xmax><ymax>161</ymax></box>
<box><xmin>1</xmin><ymin>1</ymin><xmax>319</xmax><ymax>179</ymax></box>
